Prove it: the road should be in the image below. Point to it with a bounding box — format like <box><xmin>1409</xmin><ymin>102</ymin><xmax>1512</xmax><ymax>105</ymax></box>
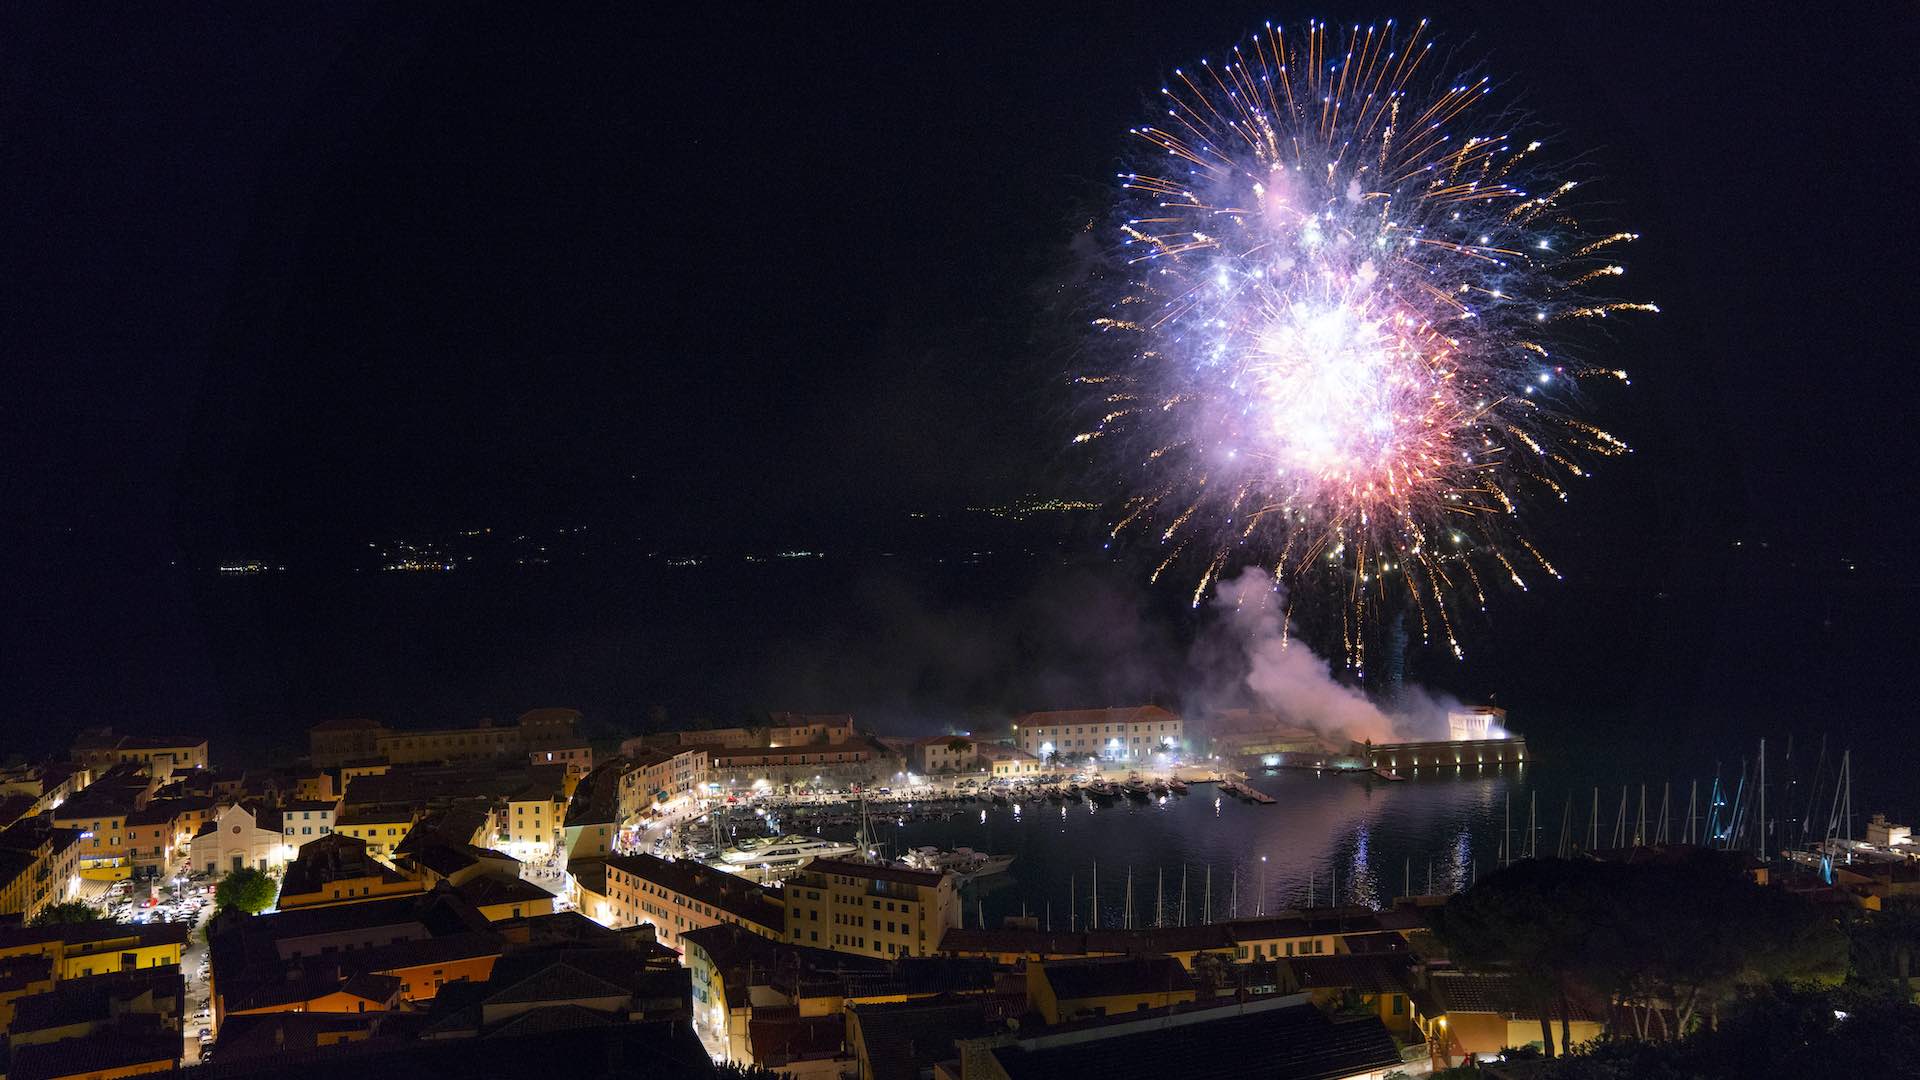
<box><xmin>179</xmin><ymin>897</ymin><xmax>215</xmax><ymax>1064</ymax></box>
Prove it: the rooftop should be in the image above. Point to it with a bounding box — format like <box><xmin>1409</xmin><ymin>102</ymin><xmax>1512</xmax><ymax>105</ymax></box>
<box><xmin>992</xmin><ymin>998</ymin><xmax>1399</xmax><ymax>1080</ymax></box>
<box><xmin>1041</xmin><ymin>954</ymin><xmax>1193</xmax><ymax>1000</ymax></box>
<box><xmin>604</xmin><ymin>853</ymin><xmax>784</xmax><ymax>933</ymax></box>
<box><xmin>454</xmin><ymin>874</ymin><xmax>554</xmax><ymax>909</ymax></box>
<box><xmin>849</xmin><ymin>996</ymin><xmax>1000</xmax><ymax>1080</ymax></box>
<box><xmin>312</xmin><ymin>717</ymin><xmax>389</xmax><ymax>733</ymax></box>
<box><xmin>8</xmin><ymin>1022</ymin><xmax>181</xmax><ymax>1080</ymax></box>
<box><xmin>802</xmin><ymin>857</ymin><xmax>944</xmax><ymax>888</ymax></box>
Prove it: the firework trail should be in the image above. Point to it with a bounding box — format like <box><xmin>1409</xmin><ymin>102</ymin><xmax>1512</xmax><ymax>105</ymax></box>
<box><xmin>1080</xmin><ymin>19</ymin><xmax>1653</xmax><ymax>669</ymax></box>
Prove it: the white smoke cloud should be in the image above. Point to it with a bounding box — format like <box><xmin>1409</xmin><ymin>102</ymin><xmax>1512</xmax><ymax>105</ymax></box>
<box><xmin>1207</xmin><ymin>567</ymin><xmax>1461</xmax><ymax>744</ymax></box>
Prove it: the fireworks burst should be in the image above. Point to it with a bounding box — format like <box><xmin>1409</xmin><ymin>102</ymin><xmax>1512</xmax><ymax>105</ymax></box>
<box><xmin>1081</xmin><ymin>18</ymin><xmax>1653</xmax><ymax>670</ymax></box>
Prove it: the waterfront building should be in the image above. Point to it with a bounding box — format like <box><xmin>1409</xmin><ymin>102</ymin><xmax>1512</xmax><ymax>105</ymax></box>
<box><xmin>0</xmin><ymin>763</ymin><xmax>90</xmax><ymax>819</ymax></box>
<box><xmin>1013</xmin><ymin>705</ymin><xmax>1184</xmax><ymax>762</ymax></box>
<box><xmin>278</xmin><ymin>797</ymin><xmax>340</xmax><ymax>850</ymax></box>
<box><xmin>530</xmin><ymin>739</ymin><xmax>594</xmax><ymax>789</ymax></box>
<box><xmin>783</xmin><ymin>858</ymin><xmax>958</xmax><ymax>959</ymax></box>
<box><xmin>601</xmin><ymin>852</ymin><xmax>785</xmax><ymax>950</ymax></box>
<box><xmin>914</xmin><ymin>735</ymin><xmax>978</xmax><ymax>776</ymax></box>
<box><xmin>766</xmin><ymin>712</ymin><xmax>859</xmax><ymax>747</ymax></box>
<box><xmin>501</xmin><ymin>775</ymin><xmax>565</xmax><ymax>862</ymax></box>
<box><xmin>936</xmin><ymin>909</ymin><xmax>1386</xmax><ymax>969</ymax></box>
<box><xmin>979</xmin><ymin>744</ymin><xmax>1043</xmax><ymax>778</ymax></box>
<box><xmin>707</xmin><ymin>744</ymin><xmax>884</xmax><ymax>793</ymax></box>
<box><xmin>1362</xmin><ymin>738</ymin><xmax>1524</xmax><ymax>771</ymax></box>
<box><xmin>563</xmin><ymin>762</ymin><xmax>623</xmax><ymax>862</ymax></box>
<box><xmin>1446</xmin><ymin>705</ymin><xmax>1509</xmax><ymax>742</ymax></box>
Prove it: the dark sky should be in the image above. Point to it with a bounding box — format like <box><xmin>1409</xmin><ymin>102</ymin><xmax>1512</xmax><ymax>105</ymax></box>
<box><xmin>3</xmin><ymin>4</ymin><xmax>1916</xmax><ymax>778</ymax></box>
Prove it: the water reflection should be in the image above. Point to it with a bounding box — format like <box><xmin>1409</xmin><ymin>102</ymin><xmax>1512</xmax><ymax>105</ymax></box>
<box><xmin>870</xmin><ymin>767</ymin><xmax>1541</xmax><ymax>928</ymax></box>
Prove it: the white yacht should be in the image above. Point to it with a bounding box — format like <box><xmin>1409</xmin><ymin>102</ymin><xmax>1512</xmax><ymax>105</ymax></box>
<box><xmin>719</xmin><ymin>835</ymin><xmax>858</xmax><ymax>868</ymax></box>
<box><xmin>901</xmin><ymin>846</ymin><xmax>1014</xmax><ymax>880</ymax></box>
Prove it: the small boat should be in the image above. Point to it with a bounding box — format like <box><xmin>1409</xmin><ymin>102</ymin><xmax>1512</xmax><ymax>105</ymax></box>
<box><xmin>1372</xmin><ymin>767</ymin><xmax>1408</xmax><ymax>782</ymax></box>
<box><xmin>1123</xmin><ymin>777</ymin><xmax>1151</xmax><ymax>801</ymax></box>
<box><xmin>1150</xmin><ymin>779</ymin><xmax>1170</xmax><ymax>797</ymax></box>
<box><xmin>1045</xmin><ymin>787</ymin><xmax>1065</xmax><ymax>804</ymax></box>
<box><xmin>1062</xmin><ymin>785</ymin><xmax>1082</xmax><ymax>802</ymax></box>
<box><xmin>1169</xmin><ymin>779</ymin><xmax>1190</xmax><ymax>795</ymax></box>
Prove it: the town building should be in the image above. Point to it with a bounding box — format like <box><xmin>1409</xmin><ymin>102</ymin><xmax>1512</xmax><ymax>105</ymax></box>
<box><xmin>371</xmin><ymin>708</ymin><xmax>581</xmax><ymax>766</ymax></box>
<box><xmin>189</xmin><ymin>802</ymin><xmax>291</xmax><ymax>877</ymax></box>
<box><xmin>0</xmin><ymin>819</ymin><xmax>84</xmax><ymax>924</ymax></box>
<box><xmin>207</xmin><ymin>890</ymin><xmax>502</xmax><ymax>1026</ymax></box>
<box><xmin>69</xmin><ymin>729</ymin><xmax>209</xmax><ymax>778</ymax></box>
<box><xmin>1413</xmin><ymin>970</ymin><xmax>1603</xmax><ymax>1060</ymax></box>
<box><xmin>308</xmin><ymin>717</ymin><xmax>388</xmax><ymax>767</ymax></box>
<box><xmin>1013</xmin><ymin>705</ymin><xmax>1184</xmax><ymax>762</ymax></box>
<box><xmin>333</xmin><ymin>804</ymin><xmax>422</xmax><ymax>862</ymax></box>
<box><xmin>278</xmin><ymin>834</ymin><xmax>425</xmax><ymax>910</ymax></box>
<box><xmin>0</xmin><ymin>763</ymin><xmax>90</xmax><ymax>819</ymax></box>
<box><xmin>122</xmin><ymin>795</ymin><xmax>216</xmax><ymax>880</ymax></box>
<box><xmin>0</xmin><ymin>921</ymin><xmax>188</xmax><ymax>982</ymax></box>
<box><xmin>600</xmin><ymin>852</ymin><xmax>785</xmax><ymax>950</ymax></box>
<box><xmin>783</xmin><ymin>858</ymin><xmax>958</xmax><ymax>958</ymax></box>
<box><xmin>5</xmin><ymin>965</ymin><xmax>186</xmax><ymax>1080</ymax></box>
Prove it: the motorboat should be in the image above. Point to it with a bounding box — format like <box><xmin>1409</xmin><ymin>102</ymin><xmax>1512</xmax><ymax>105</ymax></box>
<box><xmin>901</xmin><ymin>846</ymin><xmax>1014</xmax><ymax>880</ymax></box>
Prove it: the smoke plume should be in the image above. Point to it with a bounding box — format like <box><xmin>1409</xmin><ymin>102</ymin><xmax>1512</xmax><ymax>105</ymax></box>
<box><xmin>1201</xmin><ymin>568</ymin><xmax>1461</xmax><ymax>744</ymax></box>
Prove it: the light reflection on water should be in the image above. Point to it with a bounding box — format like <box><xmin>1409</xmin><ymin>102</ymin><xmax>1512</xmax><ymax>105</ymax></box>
<box><xmin>858</xmin><ymin>765</ymin><xmax>1543</xmax><ymax>928</ymax></box>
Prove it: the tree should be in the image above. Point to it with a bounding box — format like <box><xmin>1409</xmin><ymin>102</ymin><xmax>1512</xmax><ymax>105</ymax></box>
<box><xmin>214</xmin><ymin>868</ymin><xmax>278</xmax><ymax>914</ymax></box>
<box><xmin>1848</xmin><ymin>894</ymin><xmax>1920</xmax><ymax>1001</ymax></box>
<box><xmin>29</xmin><ymin>901</ymin><xmax>105</xmax><ymax>927</ymax></box>
<box><xmin>1439</xmin><ymin>858</ymin><xmax>1605</xmax><ymax>1057</ymax></box>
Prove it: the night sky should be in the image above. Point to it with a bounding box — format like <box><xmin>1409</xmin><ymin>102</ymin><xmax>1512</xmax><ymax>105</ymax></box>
<box><xmin>3</xmin><ymin>4</ymin><xmax>1916</xmax><ymax>792</ymax></box>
